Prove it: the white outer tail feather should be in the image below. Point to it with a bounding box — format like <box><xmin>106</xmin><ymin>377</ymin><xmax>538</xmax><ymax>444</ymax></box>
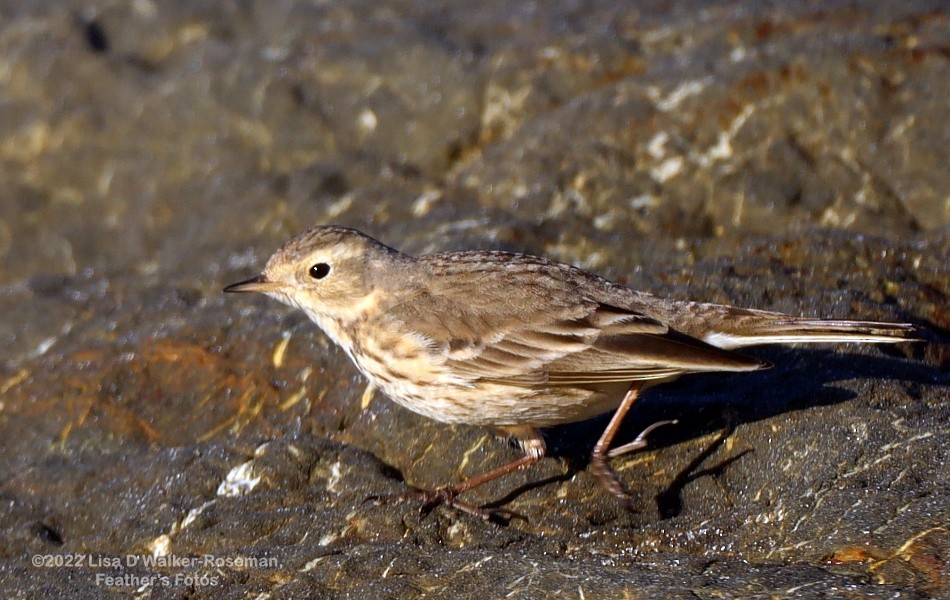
<box><xmin>702</xmin><ymin>320</ymin><xmax>918</xmax><ymax>350</ymax></box>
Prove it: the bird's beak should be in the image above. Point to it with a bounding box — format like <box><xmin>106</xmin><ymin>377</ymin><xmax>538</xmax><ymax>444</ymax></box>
<box><xmin>223</xmin><ymin>275</ymin><xmax>284</xmax><ymax>294</ymax></box>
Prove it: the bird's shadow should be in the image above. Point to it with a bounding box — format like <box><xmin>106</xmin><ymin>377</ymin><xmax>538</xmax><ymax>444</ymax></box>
<box><xmin>536</xmin><ymin>346</ymin><xmax>947</xmax><ymax>519</ymax></box>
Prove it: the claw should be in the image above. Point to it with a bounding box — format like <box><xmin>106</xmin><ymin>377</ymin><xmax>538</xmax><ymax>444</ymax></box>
<box><xmin>589</xmin><ymin>454</ymin><xmax>634</xmax><ymax>502</ymax></box>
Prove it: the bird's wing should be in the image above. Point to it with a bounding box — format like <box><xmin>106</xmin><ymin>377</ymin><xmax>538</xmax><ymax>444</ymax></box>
<box><xmin>392</xmin><ymin>297</ymin><xmax>765</xmax><ymax>387</ymax></box>
<box><xmin>440</xmin><ymin>302</ymin><xmax>688</xmax><ymax>386</ymax></box>
<box><xmin>387</xmin><ymin>251</ymin><xmax>767</xmax><ymax>388</ymax></box>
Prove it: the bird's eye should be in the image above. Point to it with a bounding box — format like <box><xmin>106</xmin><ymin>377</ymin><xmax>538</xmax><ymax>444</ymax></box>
<box><xmin>309</xmin><ymin>263</ymin><xmax>331</xmax><ymax>280</ymax></box>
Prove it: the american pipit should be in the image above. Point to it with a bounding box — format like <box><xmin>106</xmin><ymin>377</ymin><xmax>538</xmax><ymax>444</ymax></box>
<box><xmin>225</xmin><ymin>226</ymin><xmax>920</xmax><ymax>519</ymax></box>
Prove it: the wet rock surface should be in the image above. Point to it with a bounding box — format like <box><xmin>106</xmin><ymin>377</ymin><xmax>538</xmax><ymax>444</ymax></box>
<box><xmin>1</xmin><ymin>1</ymin><xmax>947</xmax><ymax>597</ymax></box>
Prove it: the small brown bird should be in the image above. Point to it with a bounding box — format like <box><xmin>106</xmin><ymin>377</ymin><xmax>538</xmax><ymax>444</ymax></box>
<box><xmin>225</xmin><ymin>226</ymin><xmax>919</xmax><ymax>518</ymax></box>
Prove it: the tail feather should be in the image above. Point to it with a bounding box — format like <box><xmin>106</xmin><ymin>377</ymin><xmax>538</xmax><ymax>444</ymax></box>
<box><xmin>702</xmin><ymin>318</ymin><xmax>921</xmax><ymax>350</ymax></box>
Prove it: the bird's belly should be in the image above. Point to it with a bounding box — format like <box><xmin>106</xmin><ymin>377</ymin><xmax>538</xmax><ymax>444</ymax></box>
<box><xmin>369</xmin><ymin>373</ymin><xmax>628</xmax><ymax>428</ymax></box>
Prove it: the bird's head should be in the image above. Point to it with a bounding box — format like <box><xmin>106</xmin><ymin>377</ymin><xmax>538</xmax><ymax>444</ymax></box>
<box><xmin>225</xmin><ymin>226</ymin><xmax>404</xmax><ymax>320</ymax></box>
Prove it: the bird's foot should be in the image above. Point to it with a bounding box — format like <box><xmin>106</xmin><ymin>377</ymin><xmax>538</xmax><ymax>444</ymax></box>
<box><xmin>591</xmin><ymin>418</ymin><xmax>679</xmax><ymax>506</ymax></box>
<box><xmin>366</xmin><ymin>486</ymin><xmax>512</xmax><ymax>523</ymax></box>
<box><xmin>589</xmin><ymin>454</ymin><xmax>636</xmax><ymax>507</ymax></box>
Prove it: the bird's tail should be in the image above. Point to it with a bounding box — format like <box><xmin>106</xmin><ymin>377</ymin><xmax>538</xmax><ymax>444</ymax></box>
<box><xmin>701</xmin><ymin>317</ymin><xmax>921</xmax><ymax>350</ymax></box>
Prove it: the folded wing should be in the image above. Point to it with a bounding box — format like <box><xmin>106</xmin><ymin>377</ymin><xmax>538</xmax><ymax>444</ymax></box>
<box><xmin>440</xmin><ymin>301</ymin><xmax>767</xmax><ymax>387</ymax></box>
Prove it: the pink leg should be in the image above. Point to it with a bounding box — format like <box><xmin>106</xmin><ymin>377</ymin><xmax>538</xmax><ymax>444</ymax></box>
<box><xmin>372</xmin><ymin>426</ymin><xmax>546</xmax><ymax>520</ymax></box>
<box><xmin>590</xmin><ymin>384</ymin><xmax>675</xmax><ymax>501</ymax></box>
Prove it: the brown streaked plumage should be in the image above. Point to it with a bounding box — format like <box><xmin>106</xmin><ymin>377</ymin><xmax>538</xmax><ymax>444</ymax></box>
<box><xmin>225</xmin><ymin>225</ymin><xmax>920</xmax><ymax>519</ymax></box>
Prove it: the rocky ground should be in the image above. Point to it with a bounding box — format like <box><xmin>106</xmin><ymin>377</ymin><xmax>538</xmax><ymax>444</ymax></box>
<box><xmin>0</xmin><ymin>1</ymin><xmax>947</xmax><ymax>598</ymax></box>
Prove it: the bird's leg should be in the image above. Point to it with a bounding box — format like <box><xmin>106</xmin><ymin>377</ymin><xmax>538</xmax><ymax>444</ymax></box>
<box><xmin>607</xmin><ymin>418</ymin><xmax>678</xmax><ymax>458</ymax></box>
<box><xmin>370</xmin><ymin>426</ymin><xmax>545</xmax><ymax>521</ymax></box>
<box><xmin>590</xmin><ymin>383</ymin><xmax>653</xmax><ymax>502</ymax></box>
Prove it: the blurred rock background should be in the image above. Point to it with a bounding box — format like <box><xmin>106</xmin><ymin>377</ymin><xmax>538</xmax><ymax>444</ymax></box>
<box><xmin>0</xmin><ymin>1</ymin><xmax>946</xmax><ymax>597</ymax></box>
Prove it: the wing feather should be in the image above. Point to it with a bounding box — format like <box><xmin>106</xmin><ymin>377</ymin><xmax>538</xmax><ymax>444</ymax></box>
<box><xmin>434</xmin><ymin>302</ymin><xmax>765</xmax><ymax>388</ymax></box>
